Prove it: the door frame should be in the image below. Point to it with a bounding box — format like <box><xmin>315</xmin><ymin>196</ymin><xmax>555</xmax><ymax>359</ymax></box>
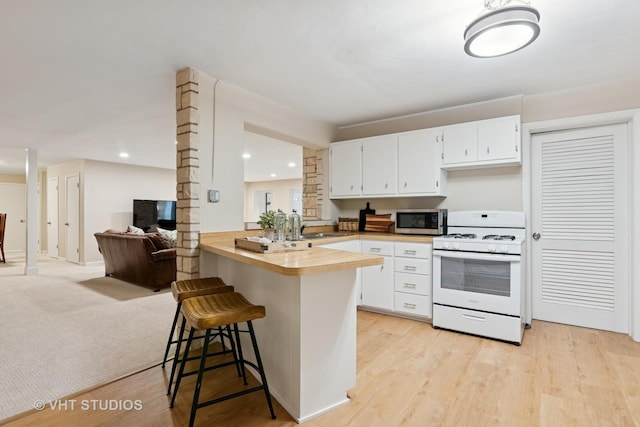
<box><xmin>522</xmin><ymin>109</ymin><xmax>640</xmax><ymax>342</ymax></box>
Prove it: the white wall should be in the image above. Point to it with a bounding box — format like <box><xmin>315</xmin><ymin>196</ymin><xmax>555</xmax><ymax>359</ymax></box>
<box><xmin>244</xmin><ymin>179</ymin><xmax>302</xmax><ymax>222</ymax></box>
<box><xmin>46</xmin><ymin>159</ymin><xmax>175</xmax><ymax>264</ymax></box>
<box><xmin>83</xmin><ymin>160</ymin><xmax>175</xmax><ymax>263</ymax></box>
<box><xmin>197</xmin><ymin>73</ymin><xmax>335</xmax><ymax>232</ymax></box>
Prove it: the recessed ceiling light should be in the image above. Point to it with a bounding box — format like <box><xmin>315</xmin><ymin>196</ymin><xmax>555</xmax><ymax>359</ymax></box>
<box><xmin>119</xmin><ymin>152</ymin><xmax>129</xmax><ymax>158</ymax></box>
<box><xmin>242</xmin><ymin>153</ymin><xmax>251</xmax><ymax>159</ymax></box>
<box><xmin>288</xmin><ymin>162</ymin><xmax>296</xmax><ymax>168</ymax></box>
<box><xmin>270</xmin><ymin>173</ymin><xmax>276</xmax><ymax>178</ymax></box>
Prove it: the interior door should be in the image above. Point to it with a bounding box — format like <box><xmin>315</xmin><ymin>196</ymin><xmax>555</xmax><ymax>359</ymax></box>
<box><xmin>531</xmin><ymin>124</ymin><xmax>629</xmax><ymax>332</ymax></box>
<box><xmin>65</xmin><ymin>174</ymin><xmax>80</xmax><ymax>264</ymax></box>
<box><xmin>47</xmin><ymin>177</ymin><xmax>59</xmax><ymax>258</ymax></box>
<box><xmin>0</xmin><ymin>183</ymin><xmax>26</xmax><ymax>252</ymax></box>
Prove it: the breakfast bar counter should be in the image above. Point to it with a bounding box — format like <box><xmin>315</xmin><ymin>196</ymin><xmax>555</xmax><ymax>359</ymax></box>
<box><xmin>198</xmin><ymin>232</ymin><xmax>383</xmax><ymax>423</ymax></box>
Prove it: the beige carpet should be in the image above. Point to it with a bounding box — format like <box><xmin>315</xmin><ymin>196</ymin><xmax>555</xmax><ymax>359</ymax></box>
<box><xmin>0</xmin><ymin>252</ymin><xmax>175</xmax><ymax>421</ymax></box>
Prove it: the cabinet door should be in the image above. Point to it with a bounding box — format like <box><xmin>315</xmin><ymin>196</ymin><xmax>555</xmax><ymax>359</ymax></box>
<box><xmin>398</xmin><ymin>129</ymin><xmax>441</xmax><ymax>194</ymax></box>
<box><xmin>362</xmin><ymin>135</ymin><xmax>397</xmax><ymax>196</ymax></box>
<box><xmin>477</xmin><ymin>116</ymin><xmax>520</xmax><ymax>162</ymax></box>
<box><xmin>442</xmin><ymin>122</ymin><xmax>477</xmax><ymax>165</ymax></box>
<box><xmin>330</xmin><ymin>140</ymin><xmax>362</xmax><ymax>198</ymax></box>
<box><xmin>361</xmin><ymin>255</ymin><xmax>394</xmax><ymax>310</ymax></box>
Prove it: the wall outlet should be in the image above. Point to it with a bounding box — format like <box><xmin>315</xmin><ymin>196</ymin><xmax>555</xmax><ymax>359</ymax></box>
<box><xmin>207</xmin><ymin>189</ymin><xmax>220</xmax><ymax>203</ymax></box>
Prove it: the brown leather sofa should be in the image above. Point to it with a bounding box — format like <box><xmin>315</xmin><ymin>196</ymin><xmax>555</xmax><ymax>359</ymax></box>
<box><xmin>94</xmin><ymin>230</ymin><xmax>176</xmax><ymax>291</ymax></box>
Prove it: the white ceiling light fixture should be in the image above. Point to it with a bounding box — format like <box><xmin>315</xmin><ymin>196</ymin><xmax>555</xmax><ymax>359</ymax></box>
<box><xmin>464</xmin><ymin>0</ymin><xmax>540</xmax><ymax>58</ymax></box>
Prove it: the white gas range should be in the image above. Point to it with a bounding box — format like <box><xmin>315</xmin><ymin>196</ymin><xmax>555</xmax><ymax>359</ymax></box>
<box><xmin>432</xmin><ymin>211</ymin><xmax>527</xmax><ymax>345</ymax></box>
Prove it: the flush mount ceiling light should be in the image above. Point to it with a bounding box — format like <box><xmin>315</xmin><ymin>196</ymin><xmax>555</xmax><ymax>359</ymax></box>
<box><xmin>464</xmin><ymin>0</ymin><xmax>540</xmax><ymax>58</ymax></box>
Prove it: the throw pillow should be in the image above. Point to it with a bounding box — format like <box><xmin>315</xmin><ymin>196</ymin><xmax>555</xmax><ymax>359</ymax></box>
<box><xmin>157</xmin><ymin>227</ymin><xmax>177</xmax><ymax>248</ymax></box>
<box><xmin>126</xmin><ymin>224</ymin><xmax>145</xmax><ymax>235</ymax></box>
<box><xmin>147</xmin><ymin>233</ymin><xmax>169</xmax><ymax>250</ymax></box>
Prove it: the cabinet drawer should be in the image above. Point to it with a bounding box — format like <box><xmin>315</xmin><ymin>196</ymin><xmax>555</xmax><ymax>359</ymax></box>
<box><xmin>361</xmin><ymin>240</ymin><xmax>394</xmax><ymax>257</ymax></box>
<box><xmin>394</xmin><ymin>242</ymin><xmax>431</xmax><ymax>259</ymax></box>
<box><xmin>394</xmin><ymin>272</ymin><xmax>430</xmax><ymax>295</ymax></box>
<box><xmin>394</xmin><ymin>258</ymin><xmax>430</xmax><ymax>275</ymax></box>
<box><xmin>394</xmin><ymin>292</ymin><xmax>431</xmax><ymax>317</ymax></box>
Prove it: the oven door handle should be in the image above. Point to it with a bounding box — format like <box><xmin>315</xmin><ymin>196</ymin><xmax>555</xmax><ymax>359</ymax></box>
<box><xmin>432</xmin><ymin>250</ymin><xmax>520</xmax><ymax>262</ymax></box>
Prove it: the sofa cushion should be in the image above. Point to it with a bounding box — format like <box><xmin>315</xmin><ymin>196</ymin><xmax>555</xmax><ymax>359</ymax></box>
<box><xmin>127</xmin><ymin>224</ymin><xmax>145</xmax><ymax>234</ymax></box>
<box><xmin>157</xmin><ymin>227</ymin><xmax>177</xmax><ymax>248</ymax></box>
<box><xmin>147</xmin><ymin>233</ymin><xmax>169</xmax><ymax>250</ymax></box>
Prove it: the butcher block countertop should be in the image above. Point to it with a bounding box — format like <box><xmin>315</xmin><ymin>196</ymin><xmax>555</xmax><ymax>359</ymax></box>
<box><xmin>199</xmin><ymin>231</ymin><xmax>434</xmax><ymax>276</ymax></box>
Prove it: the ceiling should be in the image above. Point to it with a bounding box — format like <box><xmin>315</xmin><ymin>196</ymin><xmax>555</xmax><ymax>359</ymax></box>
<box><xmin>1</xmin><ymin>1</ymin><xmax>639</xmax><ymax>178</ymax></box>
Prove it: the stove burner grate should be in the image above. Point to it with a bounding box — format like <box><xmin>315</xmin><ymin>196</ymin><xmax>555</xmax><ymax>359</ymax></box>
<box><xmin>443</xmin><ymin>233</ymin><xmax>477</xmax><ymax>239</ymax></box>
<box><xmin>482</xmin><ymin>234</ymin><xmax>516</xmax><ymax>241</ymax></box>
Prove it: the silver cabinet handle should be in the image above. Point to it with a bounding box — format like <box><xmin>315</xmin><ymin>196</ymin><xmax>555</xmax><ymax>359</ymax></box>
<box><xmin>369</xmin><ymin>248</ymin><xmax>381</xmax><ymax>252</ymax></box>
<box><xmin>384</xmin><ymin>183</ymin><xmax>388</xmax><ymax>189</ymax></box>
<box><xmin>20</xmin><ymin>219</ymin><xmax>25</xmax><ymax>223</ymax></box>
<box><xmin>403</xmin><ymin>250</ymin><xmax>416</xmax><ymax>255</ymax></box>
<box><xmin>465</xmin><ymin>149</ymin><xmax>468</xmax><ymax>156</ymax></box>
<box><xmin>403</xmin><ymin>283</ymin><xmax>417</xmax><ymax>288</ymax></box>
<box><xmin>404</xmin><ymin>182</ymin><xmax>407</xmax><ymax>188</ymax></box>
<box><xmin>47</xmin><ymin>221</ymin><xmax>52</xmax><ymax>225</ymax></box>
<box><xmin>403</xmin><ymin>303</ymin><xmax>416</xmax><ymax>309</ymax></box>
<box><xmin>533</xmin><ymin>232</ymin><xmax>540</xmax><ymax>240</ymax></box>
<box><xmin>403</xmin><ymin>265</ymin><xmax>417</xmax><ymax>271</ymax></box>
<box><xmin>64</xmin><ymin>223</ymin><xmax>70</xmax><ymax>226</ymax></box>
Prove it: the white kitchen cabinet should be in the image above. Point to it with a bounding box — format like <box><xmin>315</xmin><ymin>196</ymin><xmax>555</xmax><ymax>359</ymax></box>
<box><xmin>362</xmin><ymin>135</ymin><xmax>397</xmax><ymax>196</ymax></box>
<box><xmin>361</xmin><ymin>240</ymin><xmax>394</xmax><ymax>311</ymax></box>
<box><xmin>477</xmin><ymin>115</ymin><xmax>520</xmax><ymax>162</ymax></box>
<box><xmin>398</xmin><ymin>129</ymin><xmax>447</xmax><ymax>196</ymax></box>
<box><xmin>441</xmin><ymin>115</ymin><xmax>521</xmax><ymax>170</ymax></box>
<box><xmin>393</xmin><ymin>242</ymin><xmax>432</xmax><ymax>318</ymax></box>
<box><xmin>441</xmin><ymin>122</ymin><xmax>477</xmax><ymax>166</ymax></box>
<box><xmin>330</xmin><ymin>139</ymin><xmax>362</xmax><ymax>198</ymax></box>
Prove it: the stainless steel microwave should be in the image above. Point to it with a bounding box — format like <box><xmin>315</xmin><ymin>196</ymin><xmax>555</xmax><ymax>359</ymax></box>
<box><xmin>395</xmin><ymin>209</ymin><xmax>447</xmax><ymax>235</ymax></box>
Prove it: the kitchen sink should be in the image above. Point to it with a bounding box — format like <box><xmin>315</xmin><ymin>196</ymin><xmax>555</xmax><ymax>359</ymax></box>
<box><xmin>300</xmin><ymin>232</ymin><xmax>354</xmax><ymax>239</ymax></box>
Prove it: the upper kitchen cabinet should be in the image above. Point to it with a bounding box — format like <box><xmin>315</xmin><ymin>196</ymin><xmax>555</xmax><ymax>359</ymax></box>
<box><xmin>362</xmin><ymin>135</ymin><xmax>397</xmax><ymax>196</ymax></box>
<box><xmin>398</xmin><ymin>128</ymin><xmax>447</xmax><ymax>196</ymax></box>
<box><xmin>441</xmin><ymin>115</ymin><xmax>521</xmax><ymax>170</ymax></box>
<box><xmin>440</xmin><ymin>122</ymin><xmax>477</xmax><ymax>165</ymax></box>
<box><xmin>330</xmin><ymin>139</ymin><xmax>362</xmax><ymax>198</ymax></box>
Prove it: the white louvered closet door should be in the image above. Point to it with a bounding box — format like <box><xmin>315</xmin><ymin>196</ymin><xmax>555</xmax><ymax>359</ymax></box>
<box><xmin>531</xmin><ymin>124</ymin><xmax>629</xmax><ymax>332</ymax></box>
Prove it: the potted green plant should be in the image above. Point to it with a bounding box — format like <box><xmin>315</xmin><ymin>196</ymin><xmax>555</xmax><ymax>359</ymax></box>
<box><xmin>258</xmin><ymin>210</ymin><xmax>276</xmax><ymax>240</ymax></box>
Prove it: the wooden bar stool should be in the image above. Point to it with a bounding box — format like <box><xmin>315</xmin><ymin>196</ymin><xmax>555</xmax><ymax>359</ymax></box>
<box><xmin>163</xmin><ymin>278</ymin><xmax>235</xmax><ymax>395</ymax></box>
<box><xmin>170</xmin><ymin>292</ymin><xmax>276</xmax><ymax>427</ymax></box>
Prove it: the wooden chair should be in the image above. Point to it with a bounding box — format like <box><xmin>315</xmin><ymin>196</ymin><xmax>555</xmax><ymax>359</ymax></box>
<box><xmin>0</xmin><ymin>213</ymin><xmax>6</xmax><ymax>263</ymax></box>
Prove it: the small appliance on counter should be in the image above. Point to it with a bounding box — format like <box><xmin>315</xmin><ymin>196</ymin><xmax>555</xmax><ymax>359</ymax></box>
<box><xmin>395</xmin><ymin>209</ymin><xmax>447</xmax><ymax>235</ymax></box>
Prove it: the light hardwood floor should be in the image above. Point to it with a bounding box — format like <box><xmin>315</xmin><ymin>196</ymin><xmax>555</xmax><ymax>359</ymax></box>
<box><xmin>4</xmin><ymin>310</ymin><xmax>640</xmax><ymax>427</ymax></box>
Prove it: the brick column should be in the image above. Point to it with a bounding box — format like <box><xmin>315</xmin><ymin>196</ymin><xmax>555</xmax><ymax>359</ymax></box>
<box><xmin>302</xmin><ymin>147</ymin><xmax>324</xmax><ymax>220</ymax></box>
<box><xmin>175</xmin><ymin>68</ymin><xmax>200</xmax><ymax>280</ymax></box>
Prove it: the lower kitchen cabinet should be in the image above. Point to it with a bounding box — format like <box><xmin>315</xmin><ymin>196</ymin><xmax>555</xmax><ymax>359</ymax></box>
<box><xmin>393</xmin><ymin>242</ymin><xmax>432</xmax><ymax>318</ymax></box>
<box><xmin>360</xmin><ymin>240</ymin><xmax>432</xmax><ymax>320</ymax></box>
<box><xmin>360</xmin><ymin>241</ymin><xmax>394</xmax><ymax>311</ymax></box>
<box><xmin>321</xmin><ymin>238</ymin><xmax>433</xmax><ymax>320</ymax></box>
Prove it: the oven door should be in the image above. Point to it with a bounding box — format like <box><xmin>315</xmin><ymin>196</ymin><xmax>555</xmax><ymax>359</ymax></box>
<box><xmin>433</xmin><ymin>250</ymin><xmax>521</xmax><ymax>316</ymax></box>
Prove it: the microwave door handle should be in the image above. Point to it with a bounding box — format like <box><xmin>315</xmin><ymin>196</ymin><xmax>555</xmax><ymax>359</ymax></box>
<box><xmin>433</xmin><ymin>250</ymin><xmax>520</xmax><ymax>262</ymax></box>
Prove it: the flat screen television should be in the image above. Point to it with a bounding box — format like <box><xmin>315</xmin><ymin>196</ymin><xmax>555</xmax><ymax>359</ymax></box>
<box><xmin>133</xmin><ymin>199</ymin><xmax>176</xmax><ymax>232</ymax></box>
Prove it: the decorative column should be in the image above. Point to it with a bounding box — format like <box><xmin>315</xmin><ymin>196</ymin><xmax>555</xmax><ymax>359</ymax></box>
<box><xmin>175</xmin><ymin>68</ymin><xmax>200</xmax><ymax>280</ymax></box>
<box><xmin>302</xmin><ymin>147</ymin><xmax>325</xmax><ymax>221</ymax></box>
